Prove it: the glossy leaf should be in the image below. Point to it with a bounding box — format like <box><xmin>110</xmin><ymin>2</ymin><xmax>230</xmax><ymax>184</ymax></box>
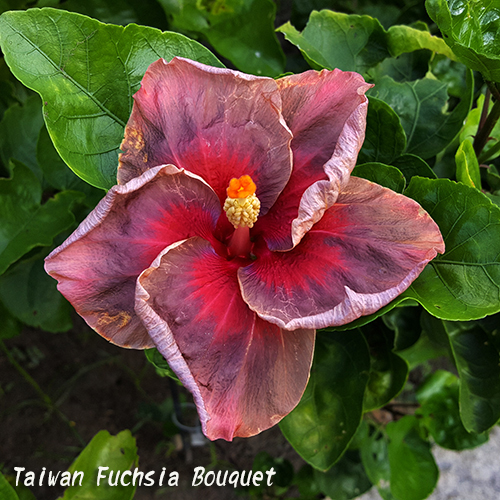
<box><xmin>387</xmin><ymin>416</ymin><xmax>439</xmax><ymax>500</ymax></box>
<box><xmin>277</xmin><ymin>11</ymin><xmax>390</xmax><ymax>73</ymax></box>
<box><xmin>456</xmin><ymin>139</ymin><xmax>481</xmax><ymax>189</ymax></box>
<box><xmin>370</xmin><ymin>70</ymin><xmax>473</xmax><ymax>159</ymax></box>
<box><xmin>416</xmin><ymin>370</ymin><xmax>489</xmax><ymax>450</ymax></box>
<box><xmin>313</xmin><ymin>450</ymin><xmax>372</xmax><ymax>500</ymax></box>
<box><xmin>352</xmin><ymin>163</ymin><xmax>406</xmax><ymax>193</ymax></box>
<box><xmin>0</xmin><ymin>254</ymin><xmax>73</xmax><ymax>332</ymax></box>
<box><xmin>426</xmin><ymin>0</ymin><xmax>500</xmax><ymax>82</ymax></box>
<box><xmin>360</xmin><ymin>320</ymin><xmax>409</xmax><ymax>412</ymax></box>
<box><xmin>158</xmin><ymin>0</ymin><xmax>284</xmax><ymax>76</ymax></box>
<box><xmin>404</xmin><ymin>177</ymin><xmax>500</xmax><ymax>320</ymax></box>
<box><xmin>391</xmin><ymin>154</ymin><xmax>437</xmax><ymax>183</ymax></box>
<box><xmin>280</xmin><ymin>331</ymin><xmax>370</xmax><ymax>471</ymax></box>
<box><xmin>358</xmin><ymin>97</ymin><xmax>407</xmax><ymax>165</ymax></box>
<box><xmin>61</xmin><ymin>430</ymin><xmax>138</xmax><ymax>500</ymax></box>
<box><xmin>443</xmin><ymin>321</ymin><xmax>500</xmax><ymax>434</ymax></box>
<box><xmin>0</xmin><ymin>161</ymin><xmax>83</xmax><ymax>275</ymax></box>
<box><xmin>0</xmin><ymin>8</ymin><xmax>222</xmax><ymax>189</ymax></box>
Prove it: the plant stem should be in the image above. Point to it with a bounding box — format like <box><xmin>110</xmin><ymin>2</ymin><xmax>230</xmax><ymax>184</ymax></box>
<box><xmin>0</xmin><ymin>338</ymin><xmax>85</xmax><ymax>446</ymax></box>
<box><xmin>474</xmin><ymin>97</ymin><xmax>500</xmax><ymax>158</ymax></box>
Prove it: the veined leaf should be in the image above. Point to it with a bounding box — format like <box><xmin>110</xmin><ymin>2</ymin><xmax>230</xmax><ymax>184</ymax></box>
<box><xmin>0</xmin><ymin>8</ymin><xmax>222</xmax><ymax>189</ymax></box>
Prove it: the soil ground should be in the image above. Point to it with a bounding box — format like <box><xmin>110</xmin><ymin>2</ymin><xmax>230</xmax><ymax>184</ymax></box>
<box><xmin>0</xmin><ymin>317</ymin><xmax>301</xmax><ymax>499</ymax></box>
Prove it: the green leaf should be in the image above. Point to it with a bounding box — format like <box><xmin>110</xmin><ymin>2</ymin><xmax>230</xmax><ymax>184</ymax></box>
<box><xmin>386</xmin><ymin>24</ymin><xmax>457</xmax><ymax>60</ymax></box>
<box><xmin>144</xmin><ymin>348</ymin><xmax>180</xmax><ymax>382</ymax></box>
<box><xmin>461</xmin><ymin>93</ymin><xmax>500</xmax><ymax>163</ymax></box>
<box><xmin>383</xmin><ymin>304</ymin><xmax>422</xmax><ymax>351</ymax></box>
<box><xmin>280</xmin><ymin>331</ymin><xmax>370</xmax><ymax>471</ymax></box>
<box><xmin>426</xmin><ymin>0</ymin><xmax>500</xmax><ymax>82</ymax></box>
<box><xmin>60</xmin><ymin>430</ymin><xmax>138</xmax><ymax>500</ymax></box>
<box><xmin>158</xmin><ymin>0</ymin><xmax>284</xmax><ymax>76</ymax></box>
<box><xmin>455</xmin><ymin>139</ymin><xmax>481</xmax><ymax>189</ymax></box>
<box><xmin>0</xmin><ymin>472</ymin><xmax>19</xmax><ymax>500</ymax></box>
<box><xmin>360</xmin><ymin>320</ymin><xmax>409</xmax><ymax>412</ymax></box>
<box><xmin>36</xmin><ymin>125</ymin><xmax>104</xmax><ymax>207</ymax></box>
<box><xmin>0</xmin><ymin>94</ymin><xmax>44</xmax><ymax>182</ymax></box>
<box><xmin>386</xmin><ymin>416</ymin><xmax>438</xmax><ymax>500</ymax></box>
<box><xmin>370</xmin><ymin>69</ymin><xmax>473</xmax><ymax>159</ymax></box>
<box><xmin>0</xmin><ymin>254</ymin><xmax>73</xmax><ymax>332</ymax></box>
<box><xmin>313</xmin><ymin>450</ymin><xmax>372</xmax><ymax>500</ymax></box>
<box><xmin>404</xmin><ymin>177</ymin><xmax>500</xmax><ymax>320</ymax></box>
<box><xmin>360</xmin><ymin>428</ymin><xmax>394</xmax><ymax>500</ymax></box>
<box><xmin>391</xmin><ymin>154</ymin><xmax>437</xmax><ymax>183</ymax></box>
<box><xmin>416</xmin><ymin>370</ymin><xmax>489</xmax><ymax>449</ymax></box>
<box><xmin>277</xmin><ymin>11</ymin><xmax>390</xmax><ymax>73</ymax></box>
<box><xmin>352</xmin><ymin>163</ymin><xmax>406</xmax><ymax>193</ymax></box>
<box><xmin>0</xmin><ymin>8</ymin><xmax>222</xmax><ymax>190</ymax></box>
<box><xmin>278</xmin><ymin>11</ymin><xmax>458</xmax><ymax>74</ymax></box>
<box><xmin>358</xmin><ymin>97</ymin><xmax>407</xmax><ymax>165</ymax></box>
<box><xmin>443</xmin><ymin>321</ymin><xmax>500</xmax><ymax>434</ymax></box>
<box><xmin>62</xmin><ymin>0</ymin><xmax>168</xmax><ymax>29</ymax></box>
<box><xmin>0</xmin><ymin>161</ymin><xmax>83</xmax><ymax>275</ymax></box>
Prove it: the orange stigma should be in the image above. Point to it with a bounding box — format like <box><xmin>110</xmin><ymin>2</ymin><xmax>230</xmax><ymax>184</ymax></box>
<box><xmin>227</xmin><ymin>175</ymin><xmax>257</xmax><ymax>199</ymax></box>
<box><xmin>223</xmin><ymin>175</ymin><xmax>260</xmax><ymax>229</ymax></box>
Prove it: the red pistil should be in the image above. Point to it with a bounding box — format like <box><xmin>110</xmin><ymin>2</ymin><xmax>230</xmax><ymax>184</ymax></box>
<box><xmin>227</xmin><ymin>226</ymin><xmax>252</xmax><ymax>258</ymax></box>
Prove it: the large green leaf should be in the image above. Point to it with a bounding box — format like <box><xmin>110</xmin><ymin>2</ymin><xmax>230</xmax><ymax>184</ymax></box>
<box><xmin>416</xmin><ymin>370</ymin><xmax>489</xmax><ymax>449</ymax></box>
<box><xmin>60</xmin><ymin>430</ymin><xmax>138</xmax><ymax>500</ymax></box>
<box><xmin>370</xmin><ymin>69</ymin><xmax>473</xmax><ymax>159</ymax></box>
<box><xmin>0</xmin><ymin>8</ymin><xmax>222</xmax><ymax>189</ymax></box>
<box><xmin>383</xmin><ymin>305</ymin><xmax>422</xmax><ymax>351</ymax></box>
<box><xmin>358</xmin><ymin>97</ymin><xmax>407</xmax><ymax>165</ymax></box>
<box><xmin>280</xmin><ymin>331</ymin><xmax>370</xmax><ymax>471</ymax></box>
<box><xmin>404</xmin><ymin>177</ymin><xmax>500</xmax><ymax>320</ymax></box>
<box><xmin>352</xmin><ymin>163</ymin><xmax>405</xmax><ymax>193</ymax></box>
<box><xmin>359</xmin><ymin>427</ymin><xmax>394</xmax><ymax>500</ymax></box>
<box><xmin>277</xmin><ymin>10</ymin><xmax>456</xmax><ymax>74</ymax></box>
<box><xmin>386</xmin><ymin>416</ymin><xmax>438</xmax><ymax>500</ymax></box>
<box><xmin>391</xmin><ymin>154</ymin><xmax>437</xmax><ymax>183</ymax></box>
<box><xmin>158</xmin><ymin>0</ymin><xmax>284</xmax><ymax>76</ymax></box>
<box><xmin>0</xmin><ymin>299</ymin><xmax>21</xmax><ymax>339</ymax></box>
<box><xmin>277</xmin><ymin>11</ymin><xmax>390</xmax><ymax>73</ymax></box>
<box><xmin>0</xmin><ymin>253</ymin><xmax>73</xmax><ymax>332</ymax></box>
<box><xmin>443</xmin><ymin>320</ymin><xmax>500</xmax><ymax>434</ymax></box>
<box><xmin>360</xmin><ymin>320</ymin><xmax>408</xmax><ymax>412</ymax></box>
<box><xmin>426</xmin><ymin>0</ymin><xmax>500</xmax><ymax>82</ymax></box>
<box><xmin>313</xmin><ymin>451</ymin><xmax>372</xmax><ymax>500</ymax></box>
<box><xmin>0</xmin><ymin>161</ymin><xmax>83</xmax><ymax>275</ymax></box>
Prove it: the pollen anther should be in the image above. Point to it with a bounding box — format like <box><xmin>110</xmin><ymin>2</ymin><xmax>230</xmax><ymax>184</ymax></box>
<box><xmin>224</xmin><ymin>193</ymin><xmax>261</xmax><ymax>229</ymax></box>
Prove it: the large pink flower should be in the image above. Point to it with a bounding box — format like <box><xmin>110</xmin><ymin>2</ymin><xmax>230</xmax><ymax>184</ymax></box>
<box><xmin>45</xmin><ymin>57</ymin><xmax>444</xmax><ymax>441</ymax></box>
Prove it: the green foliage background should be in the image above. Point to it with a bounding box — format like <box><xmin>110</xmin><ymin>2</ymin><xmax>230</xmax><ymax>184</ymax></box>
<box><xmin>1</xmin><ymin>0</ymin><xmax>500</xmax><ymax>499</ymax></box>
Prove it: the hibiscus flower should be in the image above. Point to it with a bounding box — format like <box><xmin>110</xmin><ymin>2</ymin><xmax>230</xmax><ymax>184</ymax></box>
<box><xmin>45</xmin><ymin>57</ymin><xmax>444</xmax><ymax>441</ymax></box>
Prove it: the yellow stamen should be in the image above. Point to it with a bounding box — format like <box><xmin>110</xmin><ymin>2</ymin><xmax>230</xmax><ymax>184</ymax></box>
<box><xmin>224</xmin><ymin>175</ymin><xmax>260</xmax><ymax>228</ymax></box>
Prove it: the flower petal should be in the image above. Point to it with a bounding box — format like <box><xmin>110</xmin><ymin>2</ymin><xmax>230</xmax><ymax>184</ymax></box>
<box><xmin>118</xmin><ymin>57</ymin><xmax>293</xmax><ymax>214</ymax></box>
<box><xmin>45</xmin><ymin>165</ymin><xmax>221</xmax><ymax>348</ymax></box>
<box><xmin>255</xmin><ymin>69</ymin><xmax>372</xmax><ymax>250</ymax></box>
<box><xmin>240</xmin><ymin>177</ymin><xmax>445</xmax><ymax>329</ymax></box>
<box><xmin>135</xmin><ymin>236</ymin><xmax>315</xmax><ymax>441</ymax></box>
